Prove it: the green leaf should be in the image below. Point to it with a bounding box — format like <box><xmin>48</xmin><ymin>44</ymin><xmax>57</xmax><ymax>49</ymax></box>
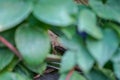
<box><xmin>0</xmin><ymin>72</ymin><xmax>25</xmax><ymax>80</ymax></box>
<box><xmin>61</xmin><ymin>26</ymin><xmax>76</xmax><ymax>38</ymax></box>
<box><xmin>89</xmin><ymin>0</ymin><xmax>120</xmax><ymax>23</ymax></box>
<box><xmin>113</xmin><ymin>63</ymin><xmax>120</xmax><ymax>80</ymax></box>
<box><xmin>78</xmin><ymin>9</ymin><xmax>103</xmax><ymax>39</ymax></box>
<box><xmin>25</xmin><ymin>62</ymin><xmax>47</xmax><ymax>74</ymax></box>
<box><xmin>0</xmin><ymin>48</ymin><xmax>14</xmax><ymax>71</ymax></box>
<box><xmin>111</xmin><ymin>48</ymin><xmax>120</xmax><ymax>63</ymax></box>
<box><xmin>101</xmin><ymin>68</ymin><xmax>116</xmax><ymax>80</ymax></box>
<box><xmin>60</xmin><ymin>50</ymin><xmax>76</xmax><ymax>73</ymax></box>
<box><xmin>14</xmin><ymin>64</ymin><xmax>33</xmax><ymax>80</ymax></box>
<box><xmin>2</xmin><ymin>57</ymin><xmax>18</xmax><ymax>73</ymax></box>
<box><xmin>105</xmin><ymin>23</ymin><xmax>120</xmax><ymax>37</ymax></box>
<box><xmin>77</xmin><ymin>47</ymin><xmax>94</xmax><ymax>73</ymax></box>
<box><xmin>33</xmin><ymin>0</ymin><xmax>77</xmax><ymax>26</ymax></box>
<box><xmin>86</xmin><ymin>68</ymin><xmax>116</xmax><ymax>80</ymax></box>
<box><xmin>59</xmin><ymin>35</ymin><xmax>83</xmax><ymax>51</ymax></box>
<box><xmin>0</xmin><ymin>0</ymin><xmax>32</xmax><ymax>32</ymax></box>
<box><xmin>111</xmin><ymin>48</ymin><xmax>120</xmax><ymax>79</ymax></box>
<box><xmin>0</xmin><ymin>28</ymin><xmax>15</xmax><ymax>47</ymax></box>
<box><xmin>59</xmin><ymin>71</ymin><xmax>86</xmax><ymax>80</ymax></box>
<box><xmin>87</xmin><ymin>28</ymin><xmax>119</xmax><ymax>67</ymax></box>
<box><xmin>59</xmin><ymin>36</ymin><xmax>94</xmax><ymax>72</ymax></box>
<box><xmin>15</xmin><ymin>24</ymin><xmax>51</xmax><ymax>66</ymax></box>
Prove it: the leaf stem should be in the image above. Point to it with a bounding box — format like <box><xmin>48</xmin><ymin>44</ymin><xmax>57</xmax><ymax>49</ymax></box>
<box><xmin>0</xmin><ymin>36</ymin><xmax>22</xmax><ymax>60</ymax></box>
<box><xmin>66</xmin><ymin>68</ymin><xmax>75</xmax><ymax>80</ymax></box>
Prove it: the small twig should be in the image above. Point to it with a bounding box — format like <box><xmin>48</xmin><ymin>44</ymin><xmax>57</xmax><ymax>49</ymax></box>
<box><xmin>46</xmin><ymin>54</ymin><xmax>61</xmax><ymax>62</ymax></box>
<box><xmin>47</xmin><ymin>65</ymin><xmax>60</xmax><ymax>70</ymax></box>
<box><xmin>34</xmin><ymin>74</ymin><xmax>40</xmax><ymax>79</ymax></box>
<box><xmin>0</xmin><ymin>36</ymin><xmax>22</xmax><ymax>60</ymax></box>
<box><xmin>81</xmin><ymin>0</ymin><xmax>88</xmax><ymax>5</ymax></box>
<box><xmin>44</xmin><ymin>68</ymin><xmax>55</xmax><ymax>73</ymax></box>
<box><xmin>66</xmin><ymin>68</ymin><xmax>75</xmax><ymax>80</ymax></box>
<box><xmin>75</xmin><ymin>0</ymin><xmax>88</xmax><ymax>5</ymax></box>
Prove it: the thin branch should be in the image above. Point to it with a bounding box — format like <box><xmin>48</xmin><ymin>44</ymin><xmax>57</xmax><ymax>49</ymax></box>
<box><xmin>46</xmin><ymin>54</ymin><xmax>61</xmax><ymax>62</ymax></box>
<box><xmin>0</xmin><ymin>36</ymin><xmax>22</xmax><ymax>60</ymax></box>
<box><xmin>75</xmin><ymin>0</ymin><xmax>88</xmax><ymax>5</ymax></box>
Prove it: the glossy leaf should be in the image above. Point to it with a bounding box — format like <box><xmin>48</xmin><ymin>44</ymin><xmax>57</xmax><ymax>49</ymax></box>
<box><xmin>0</xmin><ymin>48</ymin><xmax>14</xmax><ymax>71</ymax></box>
<box><xmin>78</xmin><ymin>9</ymin><xmax>103</xmax><ymax>39</ymax></box>
<box><xmin>111</xmin><ymin>48</ymin><xmax>120</xmax><ymax>79</ymax></box>
<box><xmin>61</xmin><ymin>26</ymin><xmax>76</xmax><ymax>38</ymax></box>
<box><xmin>33</xmin><ymin>0</ymin><xmax>77</xmax><ymax>26</ymax></box>
<box><xmin>77</xmin><ymin>47</ymin><xmax>94</xmax><ymax>73</ymax></box>
<box><xmin>60</xmin><ymin>50</ymin><xmax>76</xmax><ymax>73</ymax></box>
<box><xmin>15</xmin><ymin>24</ymin><xmax>51</xmax><ymax>66</ymax></box>
<box><xmin>86</xmin><ymin>68</ymin><xmax>116</xmax><ymax>80</ymax></box>
<box><xmin>25</xmin><ymin>62</ymin><xmax>47</xmax><ymax>74</ymax></box>
<box><xmin>0</xmin><ymin>0</ymin><xmax>120</xmax><ymax>79</ymax></box>
<box><xmin>87</xmin><ymin>28</ymin><xmax>119</xmax><ymax>66</ymax></box>
<box><xmin>0</xmin><ymin>72</ymin><xmax>25</xmax><ymax>80</ymax></box>
<box><xmin>89</xmin><ymin>0</ymin><xmax>120</xmax><ymax>23</ymax></box>
<box><xmin>105</xmin><ymin>23</ymin><xmax>120</xmax><ymax>37</ymax></box>
<box><xmin>2</xmin><ymin>57</ymin><xmax>18</xmax><ymax>72</ymax></box>
<box><xmin>111</xmin><ymin>48</ymin><xmax>120</xmax><ymax>63</ymax></box>
<box><xmin>60</xmin><ymin>36</ymin><xmax>94</xmax><ymax>72</ymax></box>
<box><xmin>113</xmin><ymin>63</ymin><xmax>120</xmax><ymax>80</ymax></box>
<box><xmin>59</xmin><ymin>35</ymin><xmax>83</xmax><ymax>51</ymax></box>
<box><xmin>0</xmin><ymin>0</ymin><xmax>32</xmax><ymax>32</ymax></box>
<box><xmin>59</xmin><ymin>71</ymin><xmax>86</xmax><ymax>80</ymax></box>
<box><xmin>14</xmin><ymin>64</ymin><xmax>33</xmax><ymax>80</ymax></box>
<box><xmin>101</xmin><ymin>68</ymin><xmax>116</xmax><ymax>80</ymax></box>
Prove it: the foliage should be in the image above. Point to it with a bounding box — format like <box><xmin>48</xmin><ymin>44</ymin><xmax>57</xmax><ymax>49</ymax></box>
<box><xmin>0</xmin><ymin>0</ymin><xmax>120</xmax><ymax>80</ymax></box>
